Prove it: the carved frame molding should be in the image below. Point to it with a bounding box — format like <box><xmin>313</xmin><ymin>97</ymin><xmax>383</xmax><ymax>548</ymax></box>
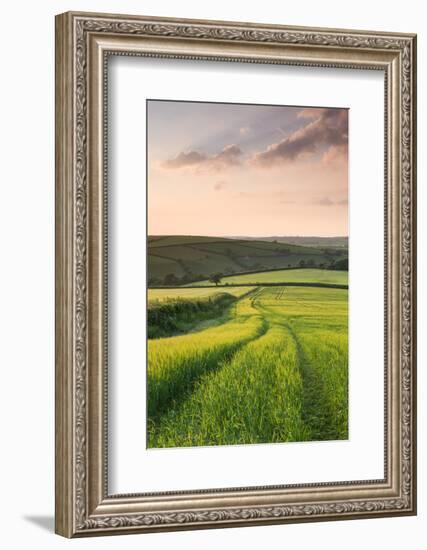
<box><xmin>55</xmin><ymin>11</ymin><xmax>416</xmax><ymax>537</ymax></box>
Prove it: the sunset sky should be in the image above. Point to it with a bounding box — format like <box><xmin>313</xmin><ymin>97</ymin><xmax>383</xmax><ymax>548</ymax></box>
<box><xmin>147</xmin><ymin>100</ymin><xmax>348</xmax><ymax>237</ymax></box>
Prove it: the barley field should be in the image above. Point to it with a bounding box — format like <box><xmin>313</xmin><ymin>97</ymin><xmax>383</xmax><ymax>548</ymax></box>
<box><xmin>147</xmin><ymin>284</ymin><xmax>348</xmax><ymax>448</ymax></box>
<box><xmin>148</xmin><ymin>286</ymin><xmax>251</xmax><ymax>303</ymax></box>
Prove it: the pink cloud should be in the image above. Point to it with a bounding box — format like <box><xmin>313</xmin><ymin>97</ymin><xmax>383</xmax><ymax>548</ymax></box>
<box><xmin>162</xmin><ymin>144</ymin><xmax>243</xmax><ymax>172</ymax></box>
<box><xmin>251</xmin><ymin>108</ymin><xmax>348</xmax><ymax>167</ymax></box>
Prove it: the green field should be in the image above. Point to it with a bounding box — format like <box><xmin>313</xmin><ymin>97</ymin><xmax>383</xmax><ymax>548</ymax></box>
<box><xmin>147</xmin><ymin>285</ymin><xmax>348</xmax><ymax>448</ymax></box>
<box><xmin>191</xmin><ymin>268</ymin><xmax>348</xmax><ymax>287</ymax></box>
<box><xmin>147</xmin><ymin>287</ymin><xmax>255</xmax><ymax>338</ymax></box>
<box><xmin>148</xmin><ymin>235</ymin><xmax>347</xmax><ymax>285</ymax></box>
<box><xmin>148</xmin><ymin>286</ymin><xmax>251</xmax><ymax>303</ymax></box>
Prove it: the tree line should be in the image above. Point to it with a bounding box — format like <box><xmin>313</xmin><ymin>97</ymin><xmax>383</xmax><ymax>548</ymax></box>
<box><xmin>148</xmin><ymin>257</ymin><xmax>348</xmax><ymax>287</ymax></box>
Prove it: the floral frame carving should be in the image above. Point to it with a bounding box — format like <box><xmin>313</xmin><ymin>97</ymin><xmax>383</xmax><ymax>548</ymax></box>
<box><xmin>55</xmin><ymin>11</ymin><xmax>417</xmax><ymax>537</ymax></box>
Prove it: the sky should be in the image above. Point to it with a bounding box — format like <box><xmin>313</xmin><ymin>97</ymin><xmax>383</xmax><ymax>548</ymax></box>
<box><xmin>147</xmin><ymin>100</ymin><xmax>348</xmax><ymax>237</ymax></box>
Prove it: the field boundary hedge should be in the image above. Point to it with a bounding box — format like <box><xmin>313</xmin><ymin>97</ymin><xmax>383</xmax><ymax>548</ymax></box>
<box><xmin>150</xmin><ymin>282</ymin><xmax>349</xmax><ymax>291</ymax></box>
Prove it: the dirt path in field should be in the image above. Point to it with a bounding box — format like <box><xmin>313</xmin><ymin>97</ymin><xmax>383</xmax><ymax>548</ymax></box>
<box><xmin>285</xmin><ymin>324</ymin><xmax>333</xmax><ymax>441</ymax></box>
<box><xmin>253</xmin><ymin>288</ymin><xmax>323</xmax><ymax>439</ymax></box>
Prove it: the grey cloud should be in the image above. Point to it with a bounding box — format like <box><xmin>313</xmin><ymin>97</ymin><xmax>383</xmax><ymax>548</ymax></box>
<box><xmin>162</xmin><ymin>150</ymin><xmax>207</xmax><ymax>169</ymax></box>
<box><xmin>252</xmin><ymin>109</ymin><xmax>348</xmax><ymax>167</ymax></box>
<box><xmin>215</xmin><ymin>144</ymin><xmax>243</xmax><ymax>166</ymax></box>
<box><xmin>162</xmin><ymin>144</ymin><xmax>243</xmax><ymax>172</ymax></box>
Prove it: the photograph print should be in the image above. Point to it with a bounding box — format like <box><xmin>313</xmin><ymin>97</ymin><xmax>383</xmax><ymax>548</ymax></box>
<box><xmin>147</xmin><ymin>99</ymin><xmax>349</xmax><ymax>449</ymax></box>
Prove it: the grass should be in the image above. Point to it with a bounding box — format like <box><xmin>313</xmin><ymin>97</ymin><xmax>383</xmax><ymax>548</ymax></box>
<box><xmin>256</xmin><ymin>287</ymin><xmax>348</xmax><ymax>441</ymax></box>
<box><xmin>191</xmin><ymin>268</ymin><xmax>348</xmax><ymax>287</ymax></box>
<box><xmin>149</xmin><ymin>325</ymin><xmax>309</xmax><ymax>447</ymax></box>
<box><xmin>147</xmin><ymin>286</ymin><xmax>348</xmax><ymax>448</ymax></box>
<box><xmin>147</xmin><ymin>255</ymin><xmax>185</xmax><ymax>279</ymax></box>
<box><xmin>147</xmin><ymin>288</ymin><xmax>254</xmax><ymax>338</ymax></box>
<box><xmin>148</xmin><ymin>286</ymin><xmax>250</xmax><ymax>303</ymax></box>
<box><xmin>147</xmin><ymin>300</ymin><xmax>266</xmax><ymax>423</ymax></box>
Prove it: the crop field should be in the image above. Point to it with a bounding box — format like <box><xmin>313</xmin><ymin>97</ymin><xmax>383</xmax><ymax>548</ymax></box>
<box><xmin>147</xmin><ymin>285</ymin><xmax>348</xmax><ymax>448</ymax></box>
<box><xmin>148</xmin><ymin>286</ymin><xmax>250</xmax><ymax>303</ymax></box>
<box><xmin>192</xmin><ymin>268</ymin><xmax>348</xmax><ymax>287</ymax></box>
<box><xmin>147</xmin><ymin>287</ymin><xmax>255</xmax><ymax>338</ymax></box>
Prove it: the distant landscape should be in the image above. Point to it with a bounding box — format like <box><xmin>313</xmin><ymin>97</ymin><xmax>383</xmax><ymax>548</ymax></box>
<box><xmin>148</xmin><ymin>235</ymin><xmax>348</xmax><ymax>287</ymax></box>
<box><xmin>228</xmin><ymin>235</ymin><xmax>348</xmax><ymax>248</ymax></box>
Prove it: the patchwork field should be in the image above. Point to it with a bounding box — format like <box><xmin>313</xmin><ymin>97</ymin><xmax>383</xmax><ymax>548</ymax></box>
<box><xmin>147</xmin><ymin>285</ymin><xmax>348</xmax><ymax>448</ymax></box>
<box><xmin>148</xmin><ymin>235</ymin><xmax>348</xmax><ymax>285</ymax></box>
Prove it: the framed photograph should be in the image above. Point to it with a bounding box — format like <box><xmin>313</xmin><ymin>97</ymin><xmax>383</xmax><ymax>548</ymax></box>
<box><xmin>55</xmin><ymin>11</ymin><xmax>417</xmax><ymax>537</ymax></box>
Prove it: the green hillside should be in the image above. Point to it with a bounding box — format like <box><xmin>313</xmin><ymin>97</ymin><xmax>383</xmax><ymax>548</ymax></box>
<box><xmin>236</xmin><ymin>236</ymin><xmax>348</xmax><ymax>249</ymax></box>
<box><xmin>191</xmin><ymin>268</ymin><xmax>348</xmax><ymax>287</ymax></box>
<box><xmin>148</xmin><ymin>235</ymin><xmax>347</xmax><ymax>286</ymax></box>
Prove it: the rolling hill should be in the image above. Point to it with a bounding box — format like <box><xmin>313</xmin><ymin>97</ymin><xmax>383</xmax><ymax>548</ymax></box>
<box><xmin>191</xmin><ymin>268</ymin><xmax>348</xmax><ymax>287</ymax></box>
<box><xmin>148</xmin><ymin>236</ymin><xmax>347</xmax><ymax>286</ymax></box>
<box><xmin>230</xmin><ymin>236</ymin><xmax>349</xmax><ymax>249</ymax></box>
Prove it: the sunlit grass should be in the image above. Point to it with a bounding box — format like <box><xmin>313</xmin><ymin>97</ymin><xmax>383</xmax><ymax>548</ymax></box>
<box><xmin>149</xmin><ymin>326</ymin><xmax>309</xmax><ymax>448</ymax></box>
<box><xmin>147</xmin><ymin>286</ymin><xmax>348</xmax><ymax>447</ymax></box>
<box><xmin>147</xmin><ymin>310</ymin><xmax>266</xmax><ymax>424</ymax></box>
<box><xmin>148</xmin><ymin>286</ymin><xmax>251</xmax><ymax>303</ymax></box>
<box><xmin>147</xmin><ymin>287</ymin><xmax>256</xmax><ymax>338</ymax></box>
<box><xmin>191</xmin><ymin>268</ymin><xmax>348</xmax><ymax>287</ymax></box>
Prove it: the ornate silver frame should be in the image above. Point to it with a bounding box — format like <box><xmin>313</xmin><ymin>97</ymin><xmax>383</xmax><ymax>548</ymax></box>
<box><xmin>55</xmin><ymin>11</ymin><xmax>417</xmax><ymax>537</ymax></box>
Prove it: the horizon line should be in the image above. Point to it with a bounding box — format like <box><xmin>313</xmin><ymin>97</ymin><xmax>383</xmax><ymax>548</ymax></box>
<box><xmin>148</xmin><ymin>233</ymin><xmax>349</xmax><ymax>239</ymax></box>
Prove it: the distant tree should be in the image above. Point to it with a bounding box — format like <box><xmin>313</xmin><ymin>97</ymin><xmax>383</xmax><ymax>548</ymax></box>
<box><xmin>307</xmin><ymin>258</ymin><xmax>315</xmax><ymax>267</ymax></box>
<box><xmin>209</xmin><ymin>273</ymin><xmax>223</xmax><ymax>286</ymax></box>
<box><xmin>334</xmin><ymin>258</ymin><xmax>349</xmax><ymax>271</ymax></box>
<box><xmin>299</xmin><ymin>259</ymin><xmax>306</xmax><ymax>268</ymax></box>
<box><xmin>148</xmin><ymin>277</ymin><xmax>160</xmax><ymax>287</ymax></box>
<box><xmin>164</xmin><ymin>273</ymin><xmax>179</xmax><ymax>286</ymax></box>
